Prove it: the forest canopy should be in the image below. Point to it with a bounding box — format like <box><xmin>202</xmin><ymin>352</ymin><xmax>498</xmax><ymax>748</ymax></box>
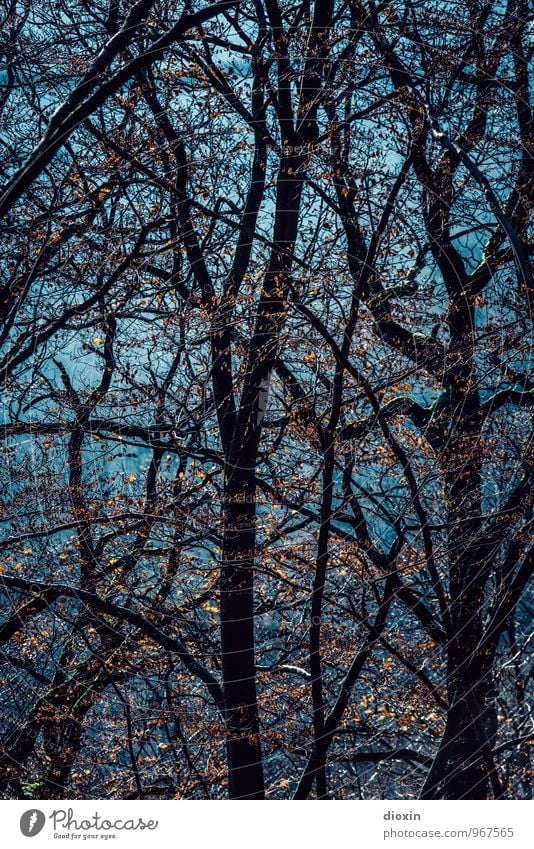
<box><xmin>0</xmin><ymin>0</ymin><xmax>532</xmax><ymax>800</ymax></box>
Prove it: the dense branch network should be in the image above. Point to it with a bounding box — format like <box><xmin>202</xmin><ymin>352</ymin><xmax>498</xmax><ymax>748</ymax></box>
<box><xmin>0</xmin><ymin>0</ymin><xmax>532</xmax><ymax>800</ymax></box>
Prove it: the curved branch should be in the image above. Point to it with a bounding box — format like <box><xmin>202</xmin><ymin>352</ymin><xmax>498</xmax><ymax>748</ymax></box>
<box><xmin>0</xmin><ymin>573</ymin><xmax>224</xmax><ymax>714</ymax></box>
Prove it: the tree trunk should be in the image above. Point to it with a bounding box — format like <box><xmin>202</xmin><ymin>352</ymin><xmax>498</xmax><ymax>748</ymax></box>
<box><xmin>220</xmin><ymin>465</ymin><xmax>264</xmax><ymax>799</ymax></box>
<box><xmin>421</xmin><ymin>652</ymin><xmax>499</xmax><ymax>799</ymax></box>
<box><xmin>422</xmin><ymin>399</ymin><xmax>500</xmax><ymax>799</ymax></box>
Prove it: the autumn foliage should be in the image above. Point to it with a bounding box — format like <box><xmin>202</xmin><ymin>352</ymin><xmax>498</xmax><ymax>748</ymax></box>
<box><xmin>0</xmin><ymin>0</ymin><xmax>532</xmax><ymax>799</ymax></box>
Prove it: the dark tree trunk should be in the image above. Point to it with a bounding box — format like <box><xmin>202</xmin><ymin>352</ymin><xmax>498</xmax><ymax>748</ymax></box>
<box><xmin>421</xmin><ymin>379</ymin><xmax>500</xmax><ymax>800</ymax></box>
<box><xmin>421</xmin><ymin>644</ymin><xmax>499</xmax><ymax>799</ymax></box>
<box><xmin>217</xmin><ymin>148</ymin><xmax>308</xmax><ymax>800</ymax></box>
<box><xmin>220</xmin><ymin>466</ymin><xmax>264</xmax><ymax>799</ymax></box>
